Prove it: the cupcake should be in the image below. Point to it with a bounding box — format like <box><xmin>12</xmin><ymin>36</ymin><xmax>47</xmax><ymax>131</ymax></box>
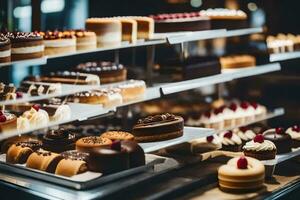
<box><xmin>219</xmin><ymin>130</ymin><xmax>242</xmax><ymax>152</ymax></box>
<box><xmin>228</xmin><ymin>103</ymin><xmax>245</xmax><ymax>126</ymax></box>
<box><xmin>243</xmin><ymin>134</ymin><xmax>276</xmax><ymax>160</ymax></box>
<box><xmin>250</xmin><ymin>102</ymin><xmax>267</xmax><ymax>119</ymax></box>
<box><xmin>240</xmin><ymin>101</ymin><xmax>256</xmax><ymax>122</ymax></box>
<box><xmin>221</xmin><ymin>106</ymin><xmax>236</xmax><ymax>128</ymax></box>
<box><xmin>263</xmin><ymin>128</ymin><xmax>292</xmax><ymax>154</ymax></box>
<box><xmin>285</xmin><ymin>125</ymin><xmax>300</xmax><ymax>148</ymax></box>
<box><xmin>200</xmin><ymin>110</ymin><xmax>224</xmax><ymax>130</ymax></box>
<box><xmin>235</xmin><ymin>126</ymin><xmax>256</xmax><ymax>145</ymax></box>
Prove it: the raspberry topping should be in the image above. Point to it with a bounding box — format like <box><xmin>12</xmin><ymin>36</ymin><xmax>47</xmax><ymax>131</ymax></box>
<box><xmin>250</xmin><ymin>102</ymin><xmax>258</xmax><ymax>109</ymax></box>
<box><xmin>229</xmin><ymin>103</ymin><xmax>237</xmax><ymax>111</ymax></box>
<box><xmin>204</xmin><ymin>111</ymin><xmax>211</xmax><ymax>118</ymax></box>
<box><xmin>237</xmin><ymin>156</ymin><xmax>248</xmax><ymax>169</ymax></box>
<box><xmin>207</xmin><ymin>135</ymin><xmax>214</xmax><ymax>142</ymax></box>
<box><xmin>224</xmin><ymin>131</ymin><xmax>233</xmax><ymax>139</ymax></box>
<box><xmin>253</xmin><ymin>134</ymin><xmax>264</xmax><ymax>143</ymax></box>
<box><xmin>0</xmin><ymin>115</ymin><xmax>6</xmax><ymax>122</ymax></box>
<box><xmin>240</xmin><ymin>101</ymin><xmax>249</xmax><ymax>110</ymax></box>
<box><xmin>32</xmin><ymin>104</ymin><xmax>40</xmax><ymax>111</ymax></box>
<box><xmin>275</xmin><ymin>127</ymin><xmax>284</xmax><ymax>134</ymax></box>
<box><xmin>16</xmin><ymin>92</ymin><xmax>23</xmax><ymax>99</ymax></box>
<box><xmin>292</xmin><ymin>125</ymin><xmax>300</xmax><ymax>132</ymax></box>
<box><xmin>111</xmin><ymin>140</ymin><xmax>121</xmax><ymax>151</ymax></box>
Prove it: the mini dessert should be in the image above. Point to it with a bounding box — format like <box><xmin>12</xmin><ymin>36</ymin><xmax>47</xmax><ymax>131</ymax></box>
<box><xmin>72</xmin><ymin>30</ymin><xmax>97</xmax><ymax>51</ymax></box>
<box><xmin>220</xmin><ymin>55</ymin><xmax>256</xmax><ymax>69</ymax></box>
<box><xmin>72</xmin><ymin>88</ymin><xmax>122</xmax><ymax>108</ymax></box>
<box><xmin>76</xmin><ymin>136</ymin><xmax>112</xmax><ymax>153</ymax></box>
<box><xmin>132</xmin><ymin>113</ymin><xmax>184</xmax><ymax>142</ymax></box>
<box><xmin>19</xmin><ymin>81</ymin><xmax>61</xmax><ymax>96</ymax></box>
<box><xmin>88</xmin><ymin>140</ymin><xmax>129</xmax><ymax>174</ymax></box>
<box><xmin>1</xmin><ymin>135</ymin><xmax>38</xmax><ymax>153</ymax></box>
<box><xmin>218</xmin><ymin>156</ymin><xmax>265</xmax><ymax>193</ymax></box>
<box><xmin>228</xmin><ymin>103</ymin><xmax>246</xmax><ymax>126</ymax></box>
<box><xmin>86</xmin><ymin>18</ymin><xmax>122</xmax><ymax>47</ymax></box>
<box><xmin>75</xmin><ymin>61</ymin><xmax>127</xmax><ymax>83</ymax></box>
<box><xmin>235</xmin><ymin>127</ymin><xmax>256</xmax><ymax>145</ymax></box>
<box><xmin>40</xmin><ymin>31</ymin><xmax>76</xmax><ymax>56</ymax></box>
<box><xmin>42</xmin><ymin>104</ymin><xmax>71</xmax><ymax>122</ymax></box>
<box><xmin>250</xmin><ymin>102</ymin><xmax>267</xmax><ymax>119</ymax></box>
<box><xmin>0</xmin><ymin>33</ymin><xmax>11</xmax><ymax>63</ymax></box>
<box><xmin>26</xmin><ymin>149</ymin><xmax>63</xmax><ymax>173</ymax></box>
<box><xmin>6</xmin><ymin>32</ymin><xmax>44</xmax><ymax>61</ymax></box>
<box><xmin>129</xmin><ymin>17</ymin><xmax>154</xmax><ymax>40</ymax></box>
<box><xmin>286</xmin><ymin>125</ymin><xmax>300</xmax><ymax>148</ymax></box>
<box><xmin>150</xmin><ymin>12</ymin><xmax>210</xmax><ymax>33</ymax></box>
<box><xmin>117</xmin><ymin>18</ymin><xmax>138</xmax><ymax>43</ymax></box>
<box><xmin>101</xmin><ymin>131</ymin><xmax>135</xmax><ymax>141</ymax></box>
<box><xmin>55</xmin><ymin>150</ymin><xmax>89</xmax><ymax>177</ymax></box>
<box><xmin>0</xmin><ymin>82</ymin><xmax>17</xmax><ymax>101</ymax></box>
<box><xmin>267</xmin><ymin>34</ymin><xmax>295</xmax><ymax>54</ymax></box>
<box><xmin>121</xmin><ymin>140</ymin><xmax>145</xmax><ymax>168</ymax></box>
<box><xmin>219</xmin><ymin>130</ymin><xmax>242</xmax><ymax>152</ymax></box>
<box><xmin>240</xmin><ymin>101</ymin><xmax>256</xmax><ymax>122</ymax></box>
<box><xmin>116</xmin><ymin>80</ymin><xmax>146</xmax><ymax>102</ymax></box>
<box><xmin>25</xmin><ymin>71</ymin><xmax>100</xmax><ymax>85</ymax></box>
<box><xmin>200</xmin><ymin>110</ymin><xmax>224</xmax><ymax>130</ymax></box>
<box><xmin>42</xmin><ymin>128</ymin><xmax>77</xmax><ymax>153</ymax></box>
<box><xmin>6</xmin><ymin>140</ymin><xmax>42</xmax><ymax>164</ymax></box>
<box><xmin>0</xmin><ymin>111</ymin><xmax>17</xmax><ymax>132</ymax></box>
<box><xmin>263</xmin><ymin>128</ymin><xmax>292</xmax><ymax>154</ymax></box>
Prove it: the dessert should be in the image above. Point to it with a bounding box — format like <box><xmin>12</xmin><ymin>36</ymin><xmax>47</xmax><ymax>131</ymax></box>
<box><xmin>267</xmin><ymin>34</ymin><xmax>296</xmax><ymax>54</ymax></box>
<box><xmin>250</xmin><ymin>102</ymin><xmax>267</xmax><ymax>119</ymax></box>
<box><xmin>221</xmin><ymin>106</ymin><xmax>237</xmax><ymax>128</ymax></box>
<box><xmin>40</xmin><ymin>31</ymin><xmax>76</xmax><ymax>56</ymax></box>
<box><xmin>228</xmin><ymin>102</ymin><xmax>246</xmax><ymax>126</ymax></box>
<box><xmin>286</xmin><ymin>125</ymin><xmax>300</xmax><ymax>148</ymax></box>
<box><xmin>6</xmin><ymin>32</ymin><xmax>44</xmax><ymax>61</ymax></box>
<box><xmin>6</xmin><ymin>141</ymin><xmax>42</xmax><ymax>164</ymax></box>
<box><xmin>132</xmin><ymin>113</ymin><xmax>184</xmax><ymax>142</ymax></box>
<box><xmin>218</xmin><ymin>156</ymin><xmax>265</xmax><ymax>193</ymax></box>
<box><xmin>239</xmin><ymin>101</ymin><xmax>256</xmax><ymax>122</ymax></box>
<box><xmin>55</xmin><ymin>150</ymin><xmax>89</xmax><ymax>177</ymax></box>
<box><xmin>116</xmin><ymin>80</ymin><xmax>146</xmax><ymax>102</ymax></box>
<box><xmin>263</xmin><ymin>128</ymin><xmax>292</xmax><ymax>154</ymax></box>
<box><xmin>85</xmin><ymin>18</ymin><xmax>122</xmax><ymax>47</ymax></box>
<box><xmin>1</xmin><ymin>135</ymin><xmax>38</xmax><ymax>153</ymax></box>
<box><xmin>121</xmin><ymin>140</ymin><xmax>145</xmax><ymax>168</ymax></box>
<box><xmin>72</xmin><ymin>29</ymin><xmax>97</xmax><ymax>51</ymax></box>
<box><xmin>235</xmin><ymin>127</ymin><xmax>256</xmax><ymax>145</ymax></box>
<box><xmin>19</xmin><ymin>81</ymin><xmax>61</xmax><ymax>96</ymax></box>
<box><xmin>72</xmin><ymin>88</ymin><xmax>122</xmax><ymax>108</ymax></box>
<box><xmin>25</xmin><ymin>71</ymin><xmax>100</xmax><ymax>85</ymax></box>
<box><xmin>0</xmin><ymin>33</ymin><xmax>11</xmax><ymax>63</ymax></box>
<box><xmin>220</xmin><ymin>55</ymin><xmax>256</xmax><ymax>69</ymax></box>
<box><xmin>200</xmin><ymin>110</ymin><xmax>224</xmax><ymax>130</ymax></box>
<box><xmin>0</xmin><ymin>82</ymin><xmax>17</xmax><ymax>101</ymax></box>
<box><xmin>101</xmin><ymin>131</ymin><xmax>135</xmax><ymax>141</ymax></box>
<box><xmin>0</xmin><ymin>111</ymin><xmax>17</xmax><ymax>133</ymax></box>
<box><xmin>41</xmin><ymin>104</ymin><xmax>71</xmax><ymax>122</ymax></box>
<box><xmin>243</xmin><ymin>134</ymin><xmax>276</xmax><ymax>160</ymax></box>
<box><xmin>75</xmin><ymin>61</ymin><xmax>127</xmax><ymax>83</ymax></box>
<box><xmin>42</xmin><ymin>128</ymin><xmax>77</xmax><ymax>153</ymax></box>
<box><xmin>117</xmin><ymin>18</ymin><xmax>138</xmax><ymax>43</ymax></box>
<box><xmin>129</xmin><ymin>17</ymin><xmax>154</xmax><ymax>40</ymax></box>
<box><xmin>150</xmin><ymin>12</ymin><xmax>210</xmax><ymax>33</ymax></box>
<box><xmin>26</xmin><ymin>149</ymin><xmax>63</xmax><ymax>173</ymax></box>
<box><xmin>219</xmin><ymin>130</ymin><xmax>242</xmax><ymax>152</ymax></box>
<box><xmin>76</xmin><ymin>136</ymin><xmax>112</xmax><ymax>153</ymax></box>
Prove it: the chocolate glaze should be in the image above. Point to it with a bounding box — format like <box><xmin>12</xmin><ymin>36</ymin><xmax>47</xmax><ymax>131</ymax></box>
<box><xmin>5</xmin><ymin>32</ymin><xmax>42</xmax><ymax>43</ymax></box>
<box><xmin>136</xmin><ymin>113</ymin><xmax>176</xmax><ymax>125</ymax></box>
<box><xmin>121</xmin><ymin>140</ymin><xmax>145</xmax><ymax>168</ymax></box>
<box><xmin>61</xmin><ymin>150</ymin><xmax>89</xmax><ymax>161</ymax></box>
<box><xmin>15</xmin><ymin>140</ymin><xmax>42</xmax><ymax>151</ymax></box>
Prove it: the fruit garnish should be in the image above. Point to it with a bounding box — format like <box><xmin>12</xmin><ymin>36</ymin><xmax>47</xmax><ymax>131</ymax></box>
<box><xmin>16</xmin><ymin>92</ymin><xmax>23</xmax><ymax>99</ymax></box>
<box><xmin>240</xmin><ymin>101</ymin><xmax>249</xmax><ymax>109</ymax></box>
<box><xmin>250</xmin><ymin>102</ymin><xmax>258</xmax><ymax>109</ymax></box>
<box><xmin>237</xmin><ymin>156</ymin><xmax>248</xmax><ymax>169</ymax></box>
<box><xmin>275</xmin><ymin>127</ymin><xmax>284</xmax><ymax>134</ymax></box>
<box><xmin>224</xmin><ymin>131</ymin><xmax>233</xmax><ymax>139</ymax></box>
<box><xmin>292</xmin><ymin>125</ymin><xmax>300</xmax><ymax>132</ymax></box>
<box><xmin>254</xmin><ymin>134</ymin><xmax>264</xmax><ymax>143</ymax></box>
<box><xmin>0</xmin><ymin>115</ymin><xmax>7</xmax><ymax>122</ymax></box>
<box><xmin>207</xmin><ymin>135</ymin><xmax>214</xmax><ymax>142</ymax></box>
<box><xmin>229</xmin><ymin>103</ymin><xmax>237</xmax><ymax>111</ymax></box>
<box><xmin>32</xmin><ymin>104</ymin><xmax>40</xmax><ymax>111</ymax></box>
<box><xmin>111</xmin><ymin>140</ymin><xmax>121</xmax><ymax>151</ymax></box>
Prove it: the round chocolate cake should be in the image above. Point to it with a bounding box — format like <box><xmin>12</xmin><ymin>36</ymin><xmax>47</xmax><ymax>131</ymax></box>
<box><xmin>0</xmin><ymin>33</ymin><xmax>11</xmax><ymax>63</ymax></box>
<box><xmin>263</xmin><ymin>128</ymin><xmax>292</xmax><ymax>154</ymax></box>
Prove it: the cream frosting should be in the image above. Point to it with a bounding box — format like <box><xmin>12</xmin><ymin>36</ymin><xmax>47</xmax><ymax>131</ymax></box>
<box><xmin>17</xmin><ymin>116</ymin><xmax>30</xmax><ymax>131</ymax></box>
<box><xmin>286</xmin><ymin>127</ymin><xmax>300</xmax><ymax>140</ymax></box>
<box><xmin>96</xmin><ymin>32</ymin><xmax>122</xmax><ymax>43</ymax></box>
<box><xmin>22</xmin><ymin>108</ymin><xmax>49</xmax><ymax>128</ymax></box>
<box><xmin>219</xmin><ymin>131</ymin><xmax>242</xmax><ymax>146</ymax></box>
<box><xmin>11</xmin><ymin>45</ymin><xmax>44</xmax><ymax>54</ymax></box>
<box><xmin>191</xmin><ymin>134</ymin><xmax>222</xmax><ymax>153</ymax></box>
<box><xmin>237</xmin><ymin>129</ymin><xmax>256</xmax><ymax>141</ymax></box>
<box><xmin>0</xmin><ymin>49</ymin><xmax>11</xmax><ymax>58</ymax></box>
<box><xmin>50</xmin><ymin>105</ymin><xmax>71</xmax><ymax>122</ymax></box>
<box><xmin>243</xmin><ymin>139</ymin><xmax>276</xmax><ymax>151</ymax></box>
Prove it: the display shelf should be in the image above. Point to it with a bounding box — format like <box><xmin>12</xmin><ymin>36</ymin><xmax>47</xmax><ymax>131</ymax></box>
<box><xmin>223</xmin><ymin>27</ymin><xmax>263</xmax><ymax>38</ymax></box>
<box><xmin>262</xmin><ymin>147</ymin><xmax>300</xmax><ymax>166</ymax></box>
<box><xmin>0</xmin><ymin>57</ymin><xmax>47</xmax><ymax>68</ymax></box>
<box><xmin>270</xmin><ymin>51</ymin><xmax>300</xmax><ymax>62</ymax></box>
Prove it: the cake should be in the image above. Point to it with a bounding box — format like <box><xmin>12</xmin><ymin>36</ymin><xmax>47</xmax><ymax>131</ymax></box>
<box><xmin>42</xmin><ymin>128</ymin><xmax>77</xmax><ymax>153</ymax></box>
<box><xmin>0</xmin><ymin>111</ymin><xmax>17</xmax><ymax>133</ymax></box>
<box><xmin>150</xmin><ymin>12</ymin><xmax>210</xmax><ymax>33</ymax></box>
<box><xmin>41</xmin><ymin>104</ymin><xmax>71</xmax><ymax>122</ymax></box>
<box><xmin>221</xmin><ymin>106</ymin><xmax>237</xmax><ymax>128</ymax></box>
<box><xmin>6</xmin><ymin>32</ymin><xmax>44</xmax><ymax>61</ymax></box>
<box><xmin>117</xmin><ymin>18</ymin><xmax>138</xmax><ymax>43</ymax></box>
<box><xmin>263</xmin><ymin>128</ymin><xmax>292</xmax><ymax>154</ymax></box>
<box><xmin>218</xmin><ymin>156</ymin><xmax>265</xmax><ymax>193</ymax></box>
<box><xmin>0</xmin><ymin>82</ymin><xmax>17</xmax><ymax>101</ymax></box>
<box><xmin>40</xmin><ymin>31</ymin><xmax>76</xmax><ymax>56</ymax></box>
<box><xmin>26</xmin><ymin>149</ymin><xmax>63</xmax><ymax>173</ymax></box>
<box><xmin>235</xmin><ymin>127</ymin><xmax>256</xmax><ymax>145</ymax></box>
<box><xmin>0</xmin><ymin>33</ymin><xmax>11</xmax><ymax>63</ymax></box>
<box><xmin>19</xmin><ymin>81</ymin><xmax>62</xmax><ymax>96</ymax></box>
<box><xmin>200</xmin><ymin>110</ymin><xmax>224</xmax><ymax>130</ymax></box>
<box><xmin>286</xmin><ymin>125</ymin><xmax>300</xmax><ymax>148</ymax></box>
<box><xmin>121</xmin><ymin>140</ymin><xmax>145</xmax><ymax>168</ymax></box>
<box><xmin>76</xmin><ymin>136</ymin><xmax>112</xmax><ymax>153</ymax></box>
<box><xmin>132</xmin><ymin>113</ymin><xmax>184</xmax><ymax>142</ymax></box>
<box><xmin>72</xmin><ymin>29</ymin><xmax>97</xmax><ymax>51</ymax></box>
<box><xmin>250</xmin><ymin>102</ymin><xmax>267</xmax><ymax>119</ymax></box>
<box><xmin>116</xmin><ymin>80</ymin><xmax>146</xmax><ymax>102</ymax></box>
<box><xmin>75</xmin><ymin>61</ymin><xmax>127</xmax><ymax>83</ymax></box>
<box><xmin>101</xmin><ymin>131</ymin><xmax>135</xmax><ymax>141</ymax></box>
<box><xmin>243</xmin><ymin>134</ymin><xmax>276</xmax><ymax>160</ymax></box>
<box><xmin>239</xmin><ymin>101</ymin><xmax>256</xmax><ymax>122</ymax></box>
<box><xmin>86</xmin><ymin>18</ymin><xmax>122</xmax><ymax>47</ymax></box>
<box><xmin>129</xmin><ymin>17</ymin><xmax>154</xmax><ymax>40</ymax></box>
<box><xmin>228</xmin><ymin>103</ymin><xmax>246</xmax><ymax>126</ymax></box>
<box><xmin>6</xmin><ymin>140</ymin><xmax>42</xmax><ymax>164</ymax></box>
<box><xmin>267</xmin><ymin>34</ymin><xmax>295</xmax><ymax>54</ymax></box>
<box><xmin>219</xmin><ymin>130</ymin><xmax>242</xmax><ymax>152</ymax></box>
<box><xmin>72</xmin><ymin>88</ymin><xmax>122</xmax><ymax>108</ymax></box>
<box><xmin>220</xmin><ymin>55</ymin><xmax>256</xmax><ymax>69</ymax></box>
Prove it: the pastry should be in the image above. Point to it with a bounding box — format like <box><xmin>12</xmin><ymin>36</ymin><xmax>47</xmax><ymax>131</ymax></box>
<box><xmin>267</xmin><ymin>34</ymin><xmax>294</xmax><ymax>53</ymax></box>
<box><xmin>0</xmin><ymin>135</ymin><xmax>38</xmax><ymax>153</ymax></box>
<box><xmin>40</xmin><ymin>31</ymin><xmax>76</xmax><ymax>56</ymax></box>
<box><xmin>26</xmin><ymin>149</ymin><xmax>63</xmax><ymax>173</ymax></box>
<box><xmin>86</xmin><ymin>18</ymin><xmax>122</xmax><ymax>47</ymax></box>
<box><xmin>263</xmin><ymin>128</ymin><xmax>292</xmax><ymax>154</ymax></box>
<box><xmin>116</xmin><ymin>80</ymin><xmax>146</xmax><ymax>102</ymax></box>
<box><xmin>55</xmin><ymin>150</ymin><xmax>89</xmax><ymax>177</ymax></box>
<box><xmin>150</xmin><ymin>12</ymin><xmax>210</xmax><ymax>33</ymax></box>
<box><xmin>41</xmin><ymin>104</ymin><xmax>72</xmax><ymax>122</ymax></box>
<box><xmin>18</xmin><ymin>105</ymin><xmax>49</xmax><ymax>131</ymax></box>
<box><xmin>6</xmin><ymin>32</ymin><xmax>44</xmax><ymax>61</ymax></box>
<box><xmin>235</xmin><ymin>127</ymin><xmax>256</xmax><ymax>145</ymax></box>
<box><xmin>0</xmin><ymin>82</ymin><xmax>17</xmax><ymax>101</ymax></box>
<box><xmin>219</xmin><ymin>130</ymin><xmax>242</xmax><ymax>152</ymax></box>
<box><xmin>101</xmin><ymin>131</ymin><xmax>134</xmax><ymax>141</ymax></box>
<box><xmin>75</xmin><ymin>61</ymin><xmax>127</xmax><ymax>83</ymax></box>
<box><xmin>19</xmin><ymin>81</ymin><xmax>62</xmax><ymax>96</ymax></box>
<box><xmin>0</xmin><ymin>33</ymin><xmax>11</xmax><ymax>63</ymax></box>
<box><xmin>72</xmin><ymin>29</ymin><xmax>97</xmax><ymax>51</ymax></box>
<box><xmin>218</xmin><ymin>156</ymin><xmax>265</xmax><ymax>193</ymax></box>
<box><xmin>117</xmin><ymin>18</ymin><xmax>138</xmax><ymax>43</ymax></box>
<box><xmin>220</xmin><ymin>55</ymin><xmax>256</xmax><ymax>69</ymax></box>
<box><xmin>286</xmin><ymin>125</ymin><xmax>300</xmax><ymax>148</ymax></box>
<box><xmin>129</xmin><ymin>17</ymin><xmax>154</xmax><ymax>40</ymax></box>
<box><xmin>76</xmin><ymin>136</ymin><xmax>112</xmax><ymax>153</ymax></box>
<box><xmin>243</xmin><ymin>134</ymin><xmax>276</xmax><ymax>160</ymax></box>
<box><xmin>42</xmin><ymin>128</ymin><xmax>77</xmax><ymax>153</ymax></box>
<box><xmin>121</xmin><ymin>140</ymin><xmax>145</xmax><ymax>168</ymax></box>
<box><xmin>0</xmin><ymin>111</ymin><xmax>17</xmax><ymax>133</ymax></box>
<box><xmin>6</xmin><ymin>140</ymin><xmax>42</xmax><ymax>164</ymax></box>
<box><xmin>132</xmin><ymin>113</ymin><xmax>184</xmax><ymax>142</ymax></box>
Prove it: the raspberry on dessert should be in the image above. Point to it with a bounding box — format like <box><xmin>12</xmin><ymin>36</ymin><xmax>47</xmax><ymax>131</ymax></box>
<box><xmin>0</xmin><ymin>115</ymin><xmax>7</xmax><ymax>122</ymax></box>
<box><xmin>111</xmin><ymin>140</ymin><xmax>121</xmax><ymax>151</ymax></box>
<box><xmin>237</xmin><ymin>156</ymin><xmax>248</xmax><ymax>169</ymax></box>
<box><xmin>207</xmin><ymin>135</ymin><xmax>214</xmax><ymax>142</ymax></box>
<box><xmin>204</xmin><ymin>111</ymin><xmax>211</xmax><ymax>118</ymax></box>
<box><xmin>224</xmin><ymin>131</ymin><xmax>233</xmax><ymax>139</ymax></box>
<box><xmin>16</xmin><ymin>92</ymin><xmax>23</xmax><ymax>99</ymax></box>
<box><xmin>254</xmin><ymin>134</ymin><xmax>264</xmax><ymax>143</ymax></box>
<box><xmin>250</xmin><ymin>102</ymin><xmax>258</xmax><ymax>109</ymax></box>
<box><xmin>32</xmin><ymin>104</ymin><xmax>40</xmax><ymax>111</ymax></box>
<box><xmin>292</xmin><ymin>125</ymin><xmax>300</xmax><ymax>132</ymax></box>
<box><xmin>229</xmin><ymin>103</ymin><xmax>237</xmax><ymax>111</ymax></box>
<box><xmin>240</xmin><ymin>101</ymin><xmax>249</xmax><ymax>109</ymax></box>
<box><xmin>275</xmin><ymin>127</ymin><xmax>284</xmax><ymax>134</ymax></box>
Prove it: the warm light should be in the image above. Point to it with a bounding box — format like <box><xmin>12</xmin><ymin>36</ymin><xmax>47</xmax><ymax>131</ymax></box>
<box><xmin>41</xmin><ymin>0</ymin><xmax>65</xmax><ymax>13</ymax></box>
<box><xmin>190</xmin><ymin>0</ymin><xmax>202</xmax><ymax>8</ymax></box>
<box><xmin>248</xmin><ymin>2</ymin><xmax>258</xmax><ymax>11</ymax></box>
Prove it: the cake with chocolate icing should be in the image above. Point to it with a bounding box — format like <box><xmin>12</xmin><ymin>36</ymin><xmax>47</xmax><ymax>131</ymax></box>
<box><xmin>0</xmin><ymin>82</ymin><xmax>16</xmax><ymax>101</ymax></box>
<box><xmin>0</xmin><ymin>33</ymin><xmax>11</xmax><ymax>63</ymax></box>
<box><xmin>150</xmin><ymin>12</ymin><xmax>211</xmax><ymax>33</ymax></box>
<box><xmin>72</xmin><ymin>29</ymin><xmax>97</xmax><ymax>51</ymax></box>
<box><xmin>132</xmin><ymin>113</ymin><xmax>184</xmax><ymax>142</ymax></box>
<box><xmin>19</xmin><ymin>81</ymin><xmax>61</xmax><ymax>96</ymax></box>
<box><xmin>263</xmin><ymin>128</ymin><xmax>292</xmax><ymax>154</ymax></box>
<box><xmin>76</xmin><ymin>136</ymin><xmax>112</xmax><ymax>153</ymax></box>
<box><xmin>0</xmin><ymin>111</ymin><xmax>17</xmax><ymax>133</ymax></box>
<box><xmin>75</xmin><ymin>61</ymin><xmax>127</xmax><ymax>83</ymax></box>
<box><xmin>219</xmin><ymin>130</ymin><xmax>242</xmax><ymax>152</ymax></box>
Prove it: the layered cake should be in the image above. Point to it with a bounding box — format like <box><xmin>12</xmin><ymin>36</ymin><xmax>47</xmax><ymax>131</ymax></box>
<box><xmin>129</xmin><ymin>17</ymin><xmax>154</xmax><ymax>40</ymax></box>
<box><xmin>75</xmin><ymin>61</ymin><xmax>127</xmax><ymax>83</ymax></box>
<box><xmin>117</xmin><ymin>18</ymin><xmax>138</xmax><ymax>43</ymax></box>
<box><xmin>219</xmin><ymin>130</ymin><xmax>242</xmax><ymax>152</ymax></box>
<box><xmin>132</xmin><ymin>113</ymin><xmax>184</xmax><ymax>142</ymax></box>
<box><xmin>6</xmin><ymin>32</ymin><xmax>44</xmax><ymax>61</ymax></box>
<box><xmin>86</xmin><ymin>18</ymin><xmax>122</xmax><ymax>47</ymax></box>
<box><xmin>0</xmin><ymin>82</ymin><xmax>17</xmax><ymax>101</ymax></box>
<box><xmin>101</xmin><ymin>131</ymin><xmax>135</xmax><ymax>141</ymax></box>
<box><xmin>0</xmin><ymin>111</ymin><xmax>17</xmax><ymax>132</ymax></box>
<box><xmin>150</xmin><ymin>12</ymin><xmax>210</xmax><ymax>33</ymax></box>
<box><xmin>76</xmin><ymin>136</ymin><xmax>112</xmax><ymax>152</ymax></box>
<box><xmin>116</xmin><ymin>80</ymin><xmax>146</xmax><ymax>102</ymax></box>
<box><xmin>263</xmin><ymin>128</ymin><xmax>292</xmax><ymax>154</ymax></box>
<box><xmin>286</xmin><ymin>125</ymin><xmax>300</xmax><ymax>148</ymax></box>
<box><xmin>72</xmin><ymin>29</ymin><xmax>97</xmax><ymax>51</ymax></box>
<box><xmin>19</xmin><ymin>81</ymin><xmax>61</xmax><ymax>96</ymax></box>
<box><xmin>220</xmin><ymin>55</ymin><xmax>256</xmax><ymax>69</ymax></box>
<box><xmin>40</xmin><ymin>31</ymin><xmax>76</xmax><ymax>56</ymax></box>
<box><xmin>218</xmin><ymin>156</ymin><xmax>265</xmax><ymax>193</ymax></box>
<box><xmin>243</xmin><ymin>134</ymin><xmax>276</xmax><ymax>160</ymax></box>
<box><xmin>0</xmin><ymin>33</ymin><xmax>11</xmax><ymax>63</ymax></box>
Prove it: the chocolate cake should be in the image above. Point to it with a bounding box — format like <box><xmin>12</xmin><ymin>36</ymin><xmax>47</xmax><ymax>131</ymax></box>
<box><xmin>0</xmin><ymin>33</ymin><xmax>11</xmax><ymax>63</ymax></box>
<box><xmin>121</xmin><ymin>140</ymin><xmax>145</xmax><ymax>168</ymax></box>
<box><xmin>0</xmin><ymin>82</ymin><xmax>16</xmax><ymax>101</ymax></box>
<box><xmin>263</xmin><ymin>128</ymin><xmax>292</xmax><ymax>154</ymax></box>
<box><xmin>19</xmin><ymin>81</ymin><xmax>61</xmax><ymax>96</ymax></box>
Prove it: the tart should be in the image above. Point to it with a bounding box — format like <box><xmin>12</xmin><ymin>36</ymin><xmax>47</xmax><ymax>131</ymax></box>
<box><xmin>101</xmin><ymin>131</ymin><xmax>135</xmax><ymax>141</ymax></box>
